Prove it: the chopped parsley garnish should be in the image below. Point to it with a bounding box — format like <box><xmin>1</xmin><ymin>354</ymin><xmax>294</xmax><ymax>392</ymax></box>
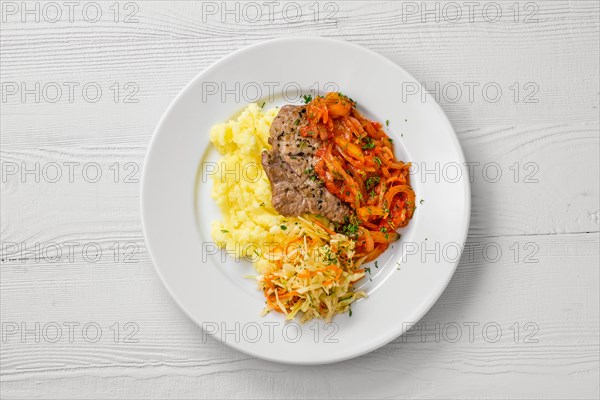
<box><xmin>323</xmin><ymin>249</ymin><xmax>338</xmax><ymax>264</ymax></box>
<box><xmin>385</xmin><ymin>119</ymin><xmax>389</xmax><ymax>126</ymax></box>
<box><xmin>259</xmin><ymin>202</ymin><xmax>265</xmax><ymax>207</ymax></box>
<box><xmin>298</xmin><ymin>139</ymin><xmax>309</xmax><ymax>149</ymax></box>
<box><xmin>302</xmin><ymin>94</ymin><xmax>312</xmax><ymax>104</ymax></box>
<box><xmin>305</xmin><ymin>167</ymin><xmax>320</xmax><ymax>182</ymax></box>
<box><xmin>337</xmin><ymin>92</ymin><xmax>355</xmax><ymax>105</ymax></box>
<box><xmin>362</xmin><ymin>137</ymin><xmax>375</xmax><ymax>150</ymax></box>
<box><xmin>294</xmin><ymin>119</ymin><xmax>300</xmax><ymax>125</ymax></box>
<box><xmin>420</xmin><ymin>199</ymin><xmax>425</xmax><ymax>205</ymax></box>
<box><xmin>220</xmin><ymin>229</ymin><xmax>229</xmax><ymax>233</ymax></box>
<box><xmin>365</xmin><ymin>176</ymin><xmax>380</xmax><ymax>191</ymax></box>
<box><xmin>380</xmin><ymin>227</ymin><xmax>387</xmax><ymax>233</ymax></box>
<box><xmin>387</xmin><ymin>138</ymin><xmax>394</xmax><ymax>144</ymax></box>
<box><xmin>374</xmin><ymin>261</ymin><xmax>379</xmax><ymax>268</ymax></box>
<box><xmin>365</xmin><ymin>267</ymin><xmax>371</xmax><ymax>275</ymax></box>
<box><xmin>373</xmin><ymin>156</ymin><xmax>382</xmax><ymax>166</ymax></box>
<box><xmin>340</xmin><ymin>215</ymin><xmax>360</xmax><ymax>237</ymax></box>
<box><xmin>348</xmin><ymin>307</ymin><xmax>353</xmax><ymax>317</ymax></box>
<box><xmin>280</xmin><ymin>225</ymin><xmax>287</xmax><ymax>230</ymax></box>
<box><xmin>260</xmin><ymin>102</ymin><xmax>266</xmax><ymax>108</ymax></box>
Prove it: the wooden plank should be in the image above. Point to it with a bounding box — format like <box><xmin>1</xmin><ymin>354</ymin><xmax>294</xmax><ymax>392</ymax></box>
<box><xmin>2</xmin><ymin>122</ymin><xmax>598</xmax><ymax>240</ymax></box>
<box><xmin>1</xmin><ymin>233</ymin><xmax>598</xmax><ymax>399</ymax></box>
<box><xmin>1</xmin><ymin>1</ymin><xmax>598</xmax><ymax>150</ymax></box>
<box><xmin>1</xmin><ymin>1</ymin><xmax>599</xmax><ymax>398</ymax></box>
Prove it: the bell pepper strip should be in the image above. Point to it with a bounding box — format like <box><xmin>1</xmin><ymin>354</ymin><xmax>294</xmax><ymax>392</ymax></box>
<box><xmin>364</xmin><ymin>243</ymin><xmax>388</xmax><ymax>262</ymax></box>
<box><xmin>299</xmin><ymin>92</ymin><xmax>416</xmax><ymax>264</ymax></box>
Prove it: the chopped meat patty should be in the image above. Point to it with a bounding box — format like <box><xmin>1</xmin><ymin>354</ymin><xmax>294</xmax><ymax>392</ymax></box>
<box><xmin>261</xmin><ymin>105</ymin><xmax>351</xmax><ymax>224</ymax></box>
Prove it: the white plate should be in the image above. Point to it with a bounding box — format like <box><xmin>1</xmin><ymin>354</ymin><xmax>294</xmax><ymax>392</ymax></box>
<box><xmin>141</xmin><ymin>37</ymin><xmax>470</xmax><ymax>364</ymax></box>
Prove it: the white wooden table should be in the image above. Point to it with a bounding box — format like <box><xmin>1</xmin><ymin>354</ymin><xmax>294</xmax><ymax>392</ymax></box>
<box><xmin>1</xmin><ymin>1</ymin><xmax>599</xmax><ymax>398</ymax></box>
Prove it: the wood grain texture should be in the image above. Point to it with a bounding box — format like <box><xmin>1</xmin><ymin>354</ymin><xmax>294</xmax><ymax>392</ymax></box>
<box><xmin>1</xmin><ymin>233</ymin><xmax>598</xmax><ymax>399</ymax></box>
<box><xmin>1</xmin><ymin>0</ymin><xmax>599</xmax><ymax>150</ymax></box>
<box><xmin>1</xmin><ymin>1</ymin><xmax>599</xmax><ymax>399</ymax></box>
<box><xmin>2</xmin><ymin>122</ymin><xmax>598</xmax><ymax>242</ymax></box>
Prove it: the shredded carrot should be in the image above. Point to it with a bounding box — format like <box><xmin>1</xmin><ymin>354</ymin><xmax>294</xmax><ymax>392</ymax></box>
<box><xmin>258</xmin><ymin>215</ymin><xmax>366</xmax><ymax>322</ymax></box>
<box><xmin>256</xmin><ymin>94</ymin><xmax>416</xmax><ymax>322</ymax></box>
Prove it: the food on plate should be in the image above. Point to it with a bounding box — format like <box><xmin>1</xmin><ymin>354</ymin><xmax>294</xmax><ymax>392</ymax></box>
<box><xmin>300</xmin><ymin>93</ymin><xmax>415</xmax><ymax>261</ymax></box>
<box><xmin>261</xmin><ymin>105</ymin><xmax>351</xmax><ymax>223</ymax></box>
<box><xmin>210</xmin><ymin>93</ymin><xmax>416</xmax><ymax>322</ymax></box>
<box><xmin>210</xmin><ymin>104</ymin><xmax>295</xmax><ymax>261</ymax></box>
<box><xmin>259</xmin><ymin>216</ymin><xmax>366</xmax><ymax>322</ymax></box>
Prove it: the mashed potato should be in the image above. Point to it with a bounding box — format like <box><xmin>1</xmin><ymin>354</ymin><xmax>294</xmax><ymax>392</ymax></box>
<box><xmin>210</xmin><ymin>103</ymin><xmax>296</xmax><ymax>271</ymax></box>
